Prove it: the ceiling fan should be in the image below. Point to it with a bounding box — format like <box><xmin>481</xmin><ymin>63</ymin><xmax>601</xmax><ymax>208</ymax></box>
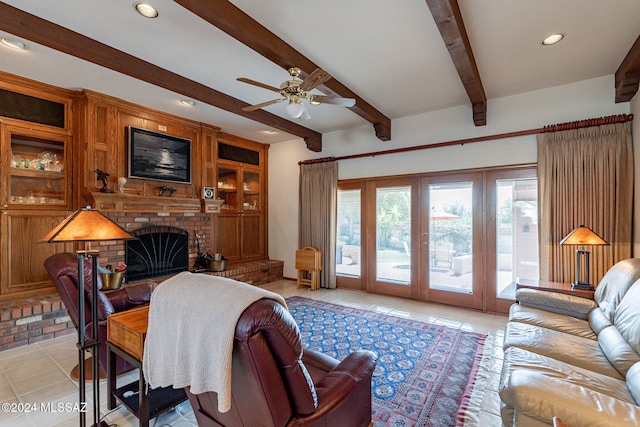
<box><xmin>238</xmin><ymin>67</ymin><xmax>356</xmax><ymax>120</ymax></box>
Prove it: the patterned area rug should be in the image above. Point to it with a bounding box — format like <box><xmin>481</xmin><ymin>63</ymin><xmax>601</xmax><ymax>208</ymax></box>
<box><xmin>287</xmin><ymin>296</ymin><xmax>486</xmax><ymax>427</ymax></box>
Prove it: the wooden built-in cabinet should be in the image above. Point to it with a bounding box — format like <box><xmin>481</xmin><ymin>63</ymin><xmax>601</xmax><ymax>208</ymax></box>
<box><xmin>0</xmin><ymin>74</ymin><xmax>76</xmax><ymax>297</ymax></box>
<box><xmin>76</xmin><ymin>90</ymin><xmax>210</xmax><ymax>203</ymax></box>
<box><xmin>0</xmin><ymin>72</ymin><xmax>270</xmax><ymax>299</ymax></box>
<box><xmin>214</xmin><ymin>134</ymin><xmax>268</xmax><ymax>262</ymax></box>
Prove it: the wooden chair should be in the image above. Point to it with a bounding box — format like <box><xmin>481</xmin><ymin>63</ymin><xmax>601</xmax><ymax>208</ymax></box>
<box><xmin>296</xmin><ymin>246</ymin><xmax>322</xmax><ymax>290</ymax></box>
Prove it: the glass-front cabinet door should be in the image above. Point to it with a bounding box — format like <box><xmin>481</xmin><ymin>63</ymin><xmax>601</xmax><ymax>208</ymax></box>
<box><xmin>2</xmin><ymin>125</ymin><xmax>71</xmax><ymax>209</ymax></box>
<box><xmin>1</xmin><ymin>124</ymin><xmax>73</xmax><ymax>295</ymax></box>
<box><xmin>216</xmin><ymin>164</ymin><xmax>262</xmax><ymax>212</ymax></box>
<box><xmin>242</xmin><ymin>169</ymin><xmax>261</xmax><ymax>212</ymax></box>
<box><xmin>217</xmin><ymin>165</ymin><xmax>239</xmax><ymax>210</ymax></box>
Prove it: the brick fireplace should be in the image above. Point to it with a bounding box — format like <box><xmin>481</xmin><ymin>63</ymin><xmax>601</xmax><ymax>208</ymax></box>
<box><xmin>0</xmin><ymin>210</ymin><xmax>284</xmax><ymax>351</ymax></box>
<box><xmin>97</xmin><ymin>211</ymin><xmax>212</xmax><ymax>271</ymax></box>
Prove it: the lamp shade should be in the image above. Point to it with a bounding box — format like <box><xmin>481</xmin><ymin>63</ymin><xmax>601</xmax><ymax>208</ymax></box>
<box><xmin>286</xmin><ymin>101</ymin><xmax>305</xmax><ymax>119</ymax></box>
<box><xmin>559</xmin><ymin>225</ymin><xmax>609</xmax><ymax>246</ymax></box>
<box><xmin>39</xmin><ymin>207</ymin><xmax>134</xmax><ymax>243</ymax></box>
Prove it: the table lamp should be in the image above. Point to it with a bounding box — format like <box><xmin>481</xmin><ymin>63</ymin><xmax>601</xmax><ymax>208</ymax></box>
<box><xmin>559</xmin><ymin>225</ymin><xmax>609</xmax><ymax>291</ymax></box>
<box><xmin>39</xmin><ymin>207</ymin><xmax>134</xmax><ymax>427</ymax></box>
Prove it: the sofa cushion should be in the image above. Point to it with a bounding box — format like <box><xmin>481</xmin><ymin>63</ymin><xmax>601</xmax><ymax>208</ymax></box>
<box><xmin>595</xmin><ymin>258</ymin><xmax>640</xmax><ymax>321</ymax></box>
<box><xmin>508</xmin><ymin>304</ymin><xmax>596</xmax><ymax>339</ymax></box>
<box><xmin>500</xmin><ymin>369</ymin><xmax>640</xmax><ymax>427</ymax></box>
<box><xmin>503</xmin><ymin>322</ymin><xmax>623</xmax><ymax>379</ymax></box>
<box><xmin>501</xmin><ymin>347</ymin><xmax>635</xmax><ymax>406</ymax></box>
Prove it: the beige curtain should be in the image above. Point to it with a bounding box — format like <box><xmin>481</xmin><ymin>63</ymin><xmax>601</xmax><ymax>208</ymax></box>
<box><xmin>538</xmin><ymin>122</ymin><xmax>633</xmax><ymax>285</ymax></box>
<box><xmin>299</xmin><ymin>161</ymin><xmax>337</xmax><ymax>288</ymax></box>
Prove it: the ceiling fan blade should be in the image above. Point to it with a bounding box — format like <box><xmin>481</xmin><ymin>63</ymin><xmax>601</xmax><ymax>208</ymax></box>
<box><xmin>299</xmin><ymin>103</ymin><xmax>311</xmax><ymax>121</ymax></box>
<box><xmin>237</xmin><ymin>77</ymin><xmax>281</xmax><ymax>93</ymax></box>
<box><xmin>310</xmin><ymin>95</ymin><xmax>356</xmax><ymax>107</ymax></box>
<box><xmin>241</xmin><ymin>98</ymin><xmax>285</xmax><ymax>112</ymax></box>
<box><xmin>299</xmin><ymin>68</ymin><xmax>333</xmax><ymax>91</ymax></box>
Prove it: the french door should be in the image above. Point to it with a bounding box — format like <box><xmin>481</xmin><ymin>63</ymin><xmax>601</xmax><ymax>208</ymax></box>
<box><xmin>368</xmin><ymin>179</ymin><xmax>419</xmax><ymax>299</ymax></box>
<box><xmin>336</xmin><ymin>166</ymin><xmax>538</xmax><ymax>313</ymax></box>
<box><xmin>419</xmin><ymin>174</ymin><xmax>483</xmax><ymax>309</ymax></box>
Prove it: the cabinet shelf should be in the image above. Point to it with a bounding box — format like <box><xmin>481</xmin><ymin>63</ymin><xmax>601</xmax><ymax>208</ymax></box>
<box><xmin>10</xmin><ymin>168</ymin><xmax>64</xmax><ymax>179</ymax></box>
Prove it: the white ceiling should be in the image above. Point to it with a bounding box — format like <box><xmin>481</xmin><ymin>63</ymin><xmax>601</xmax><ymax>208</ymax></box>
<box><xmin>0</xmin><ymin>0</ymin><xmax>638</xmax><ymax>146</ymax></box>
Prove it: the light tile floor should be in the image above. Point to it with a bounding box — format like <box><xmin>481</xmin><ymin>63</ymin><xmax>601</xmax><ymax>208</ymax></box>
<box><xmin>0</xmin><ymin>280</ymin><xmax>507</xmax><ymax>427</ymax></box>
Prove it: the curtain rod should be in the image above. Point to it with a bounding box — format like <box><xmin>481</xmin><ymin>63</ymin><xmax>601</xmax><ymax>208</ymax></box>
<box><xmin>298</xmin><ymin>113</ymin><xmax>634</xmax><ymax>165</ymax></box>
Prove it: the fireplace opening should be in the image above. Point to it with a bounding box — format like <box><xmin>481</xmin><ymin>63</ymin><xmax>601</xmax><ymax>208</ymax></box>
<box><xmin>125</xmin><ymin>225</ymin><xmax>189</xmax><ymax>282</ymax></box>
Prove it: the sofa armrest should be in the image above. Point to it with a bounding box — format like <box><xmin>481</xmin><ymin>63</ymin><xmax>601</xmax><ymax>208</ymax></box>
<box><xmin>516</xmin><ymin>288</ymin><xmax>597</xmax><ymax>320</ymax></box>
<box><xmin>104</xmin><ymin>281</ymin><xmax>153</xmax><ymax>313</ymax></box>
<box><xmin>291</xmin><ymin>350</ymin><xmax>377</xmax><ymax>426</ymax></box>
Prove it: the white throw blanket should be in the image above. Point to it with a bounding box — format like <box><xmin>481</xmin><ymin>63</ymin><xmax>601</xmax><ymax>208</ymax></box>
<box><xmin>142</xmin><ymin>271</ymin><xmax>286</xmax><ymax>413</ymax></box>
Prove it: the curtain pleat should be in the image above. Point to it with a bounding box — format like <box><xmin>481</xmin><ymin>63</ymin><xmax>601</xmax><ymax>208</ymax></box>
<box><xmin>538</xmin><ymin>122</ymin><xmax>633</xmax><ymax>285</ymax></box>
<box><xmin>299</xmin><ymin>162</ymin><xmax>338</xmax><ymax>288</ymax></box>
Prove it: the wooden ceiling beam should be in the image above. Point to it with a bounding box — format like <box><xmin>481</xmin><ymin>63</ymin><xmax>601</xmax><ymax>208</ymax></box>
<box><xmin>173</xmin><ymin>0</ymin><xmax>392</xmax><ymax>141</ymax></box>
<box><xmin>615</xmin><ymin>34</ymin><xmax>640</xmax><ymax>103</ymax></box>
<box><xmin>0</xmin><ymin>3</ymin><xmax>323</xmax><ymax>152</ymax></box>
<box><xmin>425</xmin><ymin>0</ymin><xmax>487</xmax><ymax>126</ymax></box>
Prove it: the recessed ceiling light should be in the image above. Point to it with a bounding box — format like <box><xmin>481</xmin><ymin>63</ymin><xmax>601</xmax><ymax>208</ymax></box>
<box><xmin>265</xmin><ymin>129</ymin><xmax>277</xmax><ymax>134</ymax></box>
<box><xmin>135</xmin><ymin>3</ymin><xmax>158</xmax><ymax>18</ymax></box>
<box><xmin>542</xmin><ymin>34</ymin><xmax>565</xmax><ymax>46</ymax></box>
<box><xmin>180</xmin><ymin>99</ymin><xmax>195</xmax><ymax>106</ymax></box>
<box><xmin>1</xmin><ymin>38</ymin><xmax>27</xmax><ymax>50</ymax></box>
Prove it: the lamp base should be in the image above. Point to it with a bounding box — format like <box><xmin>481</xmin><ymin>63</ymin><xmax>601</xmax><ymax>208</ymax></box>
<box><xmin>571</xmin><ymin>282</ymin><xmax>595</xmax><ymax>291</ymax></box>
<box><xmin>93</xmin><ymin>421</ymin><xmax>110</xmax><ymax>427</ymax></box>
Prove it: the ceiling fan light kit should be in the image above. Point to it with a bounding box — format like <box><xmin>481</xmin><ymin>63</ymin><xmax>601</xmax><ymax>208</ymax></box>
<box><xmin>286</xmin><ymin>100</ymin><xmax>305</xmax><ymax>118</ymax></box>
<box><xmin>238</xmin><ymin>67</ymin><xmax>356</xmax><ymax>120</ymax></box>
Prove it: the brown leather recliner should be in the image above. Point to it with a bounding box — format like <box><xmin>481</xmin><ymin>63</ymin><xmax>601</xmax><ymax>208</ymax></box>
<box><xmin>185</xmin><ymin>298</ymin><xmax>378</xmax><ymax>427</ymax></box>
<box><xmin>44</xmin><ymin>252</ymin><xmax>154</xmax><ymax>376</ymax></box>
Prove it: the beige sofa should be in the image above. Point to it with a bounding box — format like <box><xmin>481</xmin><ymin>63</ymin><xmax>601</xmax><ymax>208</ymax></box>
<box><xmin>499</xmin><ymin>258</ymin><xmax>640</xmax><ymax>426</ymax></box>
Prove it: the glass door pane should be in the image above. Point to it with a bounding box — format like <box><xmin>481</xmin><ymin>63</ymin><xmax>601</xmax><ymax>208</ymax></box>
<box><xmin>217</xmin><ymin>166</ymin><xmax>238</xmax><ymax>209</ymax></box>
<box><xmin>243</xmin><ymin>170</ymin><xmax>261</xmax><ymax>211</ymax></box>
<box><xmin>428</xmin><ymin>182</ymin><xmax>473</xmax><ymax>293</ymax></box>
<box><xmin>496</xmin><ymin>178</ymin><xmax>539</xmax><ymax>300</ymax></box>
<box><xmin>376</xmin><ymin>186</ymin><xmax>411</xmax><ymax>284</ymax></box>
<box><xmin>336</xmin><ymin>189</ymin><xmax>362</xmax><ymax>278</ymax></box>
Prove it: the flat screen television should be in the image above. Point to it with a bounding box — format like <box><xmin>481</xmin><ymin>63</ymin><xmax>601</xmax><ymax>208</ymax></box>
<box><xmin>128</xmin><ymin>126</ymin><xmax>191</xmax><ymax>184</ymax></box>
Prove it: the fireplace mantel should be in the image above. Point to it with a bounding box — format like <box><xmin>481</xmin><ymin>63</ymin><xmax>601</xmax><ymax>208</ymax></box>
<box><xmin>91</xmin><ymin>192</ymin><xmax>203</xmax><ymax>213</ymax></box>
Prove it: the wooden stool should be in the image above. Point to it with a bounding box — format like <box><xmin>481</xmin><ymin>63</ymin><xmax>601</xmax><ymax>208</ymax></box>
<box><xmin>296</xmin><ymin>247</ymin><xmax>322</xmax><ymax>291</ymax></box>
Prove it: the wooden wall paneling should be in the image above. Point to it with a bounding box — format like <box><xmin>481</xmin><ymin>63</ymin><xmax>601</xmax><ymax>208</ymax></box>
<box><xmin>201</xmin><ymin>125</ymin><xmax>220</xmax><ymax>191</ymax></box>
<box><xmin>1</xmin><ymin>209</ymin><xmax>73</xmax><ymax>295</ymax></box>
<box><xmin>117</xmin><ymin>109</ymin><xmax>202</xmax><ymax>198</ymax></box>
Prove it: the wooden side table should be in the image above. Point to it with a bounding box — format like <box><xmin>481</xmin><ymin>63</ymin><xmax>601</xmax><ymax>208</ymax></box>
<box><xmin>107</xmin><ymin>306</ymin><xmax>187</xmax><ymax>427</ymax></box>
<box><xmin>515</xmin><ymin>278</ymin><xmax>595</xmax><ymax>300</ymax></box>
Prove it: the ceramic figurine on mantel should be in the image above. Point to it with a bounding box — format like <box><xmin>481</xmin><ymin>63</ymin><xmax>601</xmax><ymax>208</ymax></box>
<box><xmin>117</xmin><ymin>177</ymin><xmax>127</xmax><ymax>194</ymax></box>
<box><xmin>95</xmin><ymin>169</ymin><xmax>113</xmax><ymax>193</ymax></box>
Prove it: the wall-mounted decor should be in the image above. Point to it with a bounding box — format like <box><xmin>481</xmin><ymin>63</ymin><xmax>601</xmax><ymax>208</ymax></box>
<box><xmin>128</xmin><ymin>126</ymin><xmax>191</xmax><ymax>183</ymax></box>
<box><xmin>202</xmin><ymin>186</ymin><xmax>216</xmax><ymax>199</ymax></box>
